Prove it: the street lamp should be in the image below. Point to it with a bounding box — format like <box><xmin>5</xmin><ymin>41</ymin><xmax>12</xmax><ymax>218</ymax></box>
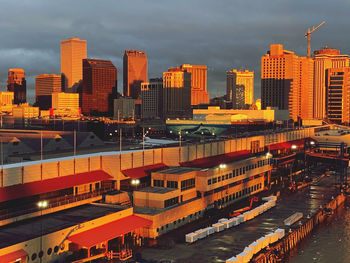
<box><xmin>291</xmin><ymin>144</ymin><xmax>297</xmax><ymax>150</ymax></box>
<box><xmin>310</xmin><ymin>141</ymin><xmax>315</xmax><ymax>146</ymax></box>
<box><xmin>266</xmin><ymin>152</ymin><xmax>272</xmax><ymax>158</ymax></box>
<box><xmin>131</xmin><ymin>179</ymin><xmax>140</xmax><ymax>189</ymax></box>
<box><xmin>37</xmin><ymin>200</ymin><xmax>48</xmax><ymax>263</ymax></box>
<box><xmin>219</xmin><ymin>164</ymin><xmax>227</xmax><ymax>169</ymax></box>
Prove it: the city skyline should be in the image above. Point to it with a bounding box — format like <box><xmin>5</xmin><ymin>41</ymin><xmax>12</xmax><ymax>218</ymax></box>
<box><xmin>0</xmin><ymin>0</ymin><xmax>349</xmax><ymax>103</ymax></box>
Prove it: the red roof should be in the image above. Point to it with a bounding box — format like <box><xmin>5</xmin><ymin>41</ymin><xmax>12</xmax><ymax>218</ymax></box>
<box><xmin>0</xmin><ymin>249</ymin><xmax>27</xmax><ymax>263</ymax></box>
<box><xmin>267</xmin><ymin>138</ymin><xmax>312</xmax><ymax>151</ymax></box>
<box><xmin>0</xmin><ymin>170</ymin><xmax>112</xmax><ymax>203</ymax></box>
<box><xmin>68</xmin><ymin>215</ymin><xmax>152</xmax><ymax>248</ymax></box>
<box><xmin>122</xmin><ymin>163</ymin><xmax>167</xmax><ymax>179</ymax></box>
<box><xmin>180</xmin><ymin>150</ymin><xmax>254</xmax><ymax>169</ymax></box>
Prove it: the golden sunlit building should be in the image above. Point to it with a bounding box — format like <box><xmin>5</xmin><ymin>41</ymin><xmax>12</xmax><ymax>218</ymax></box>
<box><xmin>7</xmin><ymin>68</ymin><xmax>26</xmax><ymax>104</ymax></box>
<box><xmin>313</xmin><ymin>47</ymin><xmax>349</xmax><ymax>120</ymax></box>
<box><xmin>261</xmin><ymin>44</ymin><xmax>314</xmax><ymax>121</ymax></box>
<box><xmin>123</xmin><ymin>50</ymin><xmax>148</xmax><ymax>99</ymax></box>
<box><xmin>180</xmin><ymin>64</ymin><xmax>209</xmax><ymax>105</ymax></box>
<box><xmin>163</xmin><ymin>68</ymin><xmax>191</xmax><ymax>118</ymax></box>
<box><xmin>226</xmin><ymin>69</ymin><xmax>254</xmax><ymax>108</ymax></box>
<box><xmin>326</xmin><ymin>67</ymin><xmax>350</xmax><ymax>124</ymax></box>
<box><xmin>51</xmin><ymin>92</ymin><xmax>80</xmax><ymax>117</ymax></box>
<box><xmin>35</xmin><ymin>74</ymin><xmax>62</xmax><ymax>109</ymax></box>
<box><xmin>61</xmin><ymin>37</ymin><xmax>87</xmax><ymax>90</ymax></box>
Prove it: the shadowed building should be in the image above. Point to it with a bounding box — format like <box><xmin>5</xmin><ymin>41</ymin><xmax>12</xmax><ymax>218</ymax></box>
<box><xmin>61</xmin><ymin>37</ymin><xmax>87</xmax><ymax>91</ymax></box>
<box><xmin>7</xmin><ymin>68</ymin><xmax>26</xmax><ymax>104</ymax></box>
<box><xmin>261</xmin><ymin>44</ymin><xmax>314</xmax><ymax>121</ymax></box>
<box><xmin>226</xmin><ymin>69</ymin><xmax>254</xmax><ymax>109</ymax></box>
<box><xmin>82</xmin><ymin>59</ymin><xmax>117</xmax><ymax>115</ymax></box>
<box><xmin>313</xmin><ymin>47</ymin><xmax>349</xmax><ymax>120</ymax></box>
<box><xmin>180</xmin><ymin>64</ymin><xmax>209</xmax><ymax>105</ymax></box>
<box><xmin>163</xmin><ymin>68</ymin><xmax>191</xmax><ymax>119</ymax></box>
<box><xmin>35</xmin><ymin>74</ymin><xmax>62</xmax><ymax>109</ymax></box>
<box><xmin>123</xmin><ymin>50</ymin><xmax>147</xmax><ymax>99</ymax></box>
<box><xmin>141</xmin><ymin>78</ymin><xmax>163</xmax><ymax>119</ymax></box>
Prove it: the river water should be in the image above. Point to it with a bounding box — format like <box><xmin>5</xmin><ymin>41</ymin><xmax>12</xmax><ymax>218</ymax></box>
<box><xmin>289</xmin><ymin>201</ymin><xmax>350</xmax><ymax>263</ymax></box>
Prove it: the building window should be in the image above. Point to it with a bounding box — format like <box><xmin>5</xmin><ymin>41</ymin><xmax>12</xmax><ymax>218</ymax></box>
<box><xmin>167</xmin><ymin>181</ymin><xmax>178</xmax><ymax>189</ymax></box>
<box><xmin>181</xmin><ymin>178</ymin><xmax>195</xmax><ymax>191</ymax></box>
<box><xmin>153</xmin><ymin>179</ymin><xmax>164</xmax><ymax>187</ymax></box>
<box><xmin>208</xmin><ymin>179</ymin><xmax>212</xmax><ymax>185</ymax></box>
<box><xmin>164</xmin><ymin>196</ymin><xmax>179</xmax><ymax>208</ymax></box>
<box><xmin>213</xmin><ymin>177</ymin><xmax>217</xmax><ymax>184</ymax></box>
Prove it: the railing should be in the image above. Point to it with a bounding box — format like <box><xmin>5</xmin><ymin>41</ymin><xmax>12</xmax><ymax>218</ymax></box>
<box><xmin>0</xmin><ymin>187</ymin><xmax>113</xmax><ymax>221</ymax></box>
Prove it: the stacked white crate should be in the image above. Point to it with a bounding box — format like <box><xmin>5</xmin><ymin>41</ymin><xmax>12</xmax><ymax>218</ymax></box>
<box><xmin>226</xmin><ymin>256</ymin><xmax>240</xmax><ymax>263</ymax></box>
<box><xmin>237</xmin><ymin>251</ymin><xmax>250</xmax><ymax>263</ymax></box>
<box><xmin>185</xmin><ymin>232</ymin><xmax>197</xmax><ymax>243</ymax></box>
<box><xmin>212</xmin><ymin>223</ymin><xmax>225</xmax><ymax>232</ymax></box>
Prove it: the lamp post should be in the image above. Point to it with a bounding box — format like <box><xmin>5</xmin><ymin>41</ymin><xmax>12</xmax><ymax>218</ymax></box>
<box><xmin>37</xmin><ymin>200</ymin><xmax>48</xmax><ymax>263</ymax></box>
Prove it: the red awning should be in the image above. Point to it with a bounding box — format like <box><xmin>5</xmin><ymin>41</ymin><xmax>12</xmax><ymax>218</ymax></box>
<box><xmin>0</xmin><ymin>249</ymin><xmax>27</xmax><ymax>263</ymax></box>
<box><xmin>268</xmin><ymin>138</ymin><xmax>311</xmax><ymax>151</ymax></box>
<box><xmin>122</xmin><ymin>163</ymin><xmax>167</xmax><ymax>179</ymax></box>
<box><xmin>0</xmin><ymin>170</ymin><xmax>112</xmax><ymax>203</ymax></box>
<box><xmin>180</xmin><ymin>150</ymin><xmax>254</xmax><ymax>169</ymax></box>
<box><xmin>68</xmin><ymin>215</ymin><xmax>152</xmax><ymax>248</ymax></box>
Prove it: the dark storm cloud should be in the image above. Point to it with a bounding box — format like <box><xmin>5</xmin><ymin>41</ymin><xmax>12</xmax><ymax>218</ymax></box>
<box><xmin>0</xmin><ymin>0</ymin><xmax>350</xmax><ymax>103</ymax></box>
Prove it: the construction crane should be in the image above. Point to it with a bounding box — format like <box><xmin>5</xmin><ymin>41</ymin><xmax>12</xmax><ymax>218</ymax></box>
<box><xmin>305</xmin><ymin>21</ymin><xmax>325</xmax><ymax>57</ymax></box>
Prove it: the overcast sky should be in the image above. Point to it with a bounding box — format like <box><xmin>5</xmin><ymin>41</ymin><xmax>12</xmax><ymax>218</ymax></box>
<box><xmin>0</xmin><ymin>0</ymin><xmax>349</xmax><ymax>103</ymax></box>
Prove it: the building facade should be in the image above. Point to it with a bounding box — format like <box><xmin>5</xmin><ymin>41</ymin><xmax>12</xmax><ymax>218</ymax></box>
<box><xmin>141</xmin><ymin>78</ymin><xmax>163</xmax><ymax>119</ymax></box>
<box><xmin>82</xmin><ymin>59</ymin><xmax>118</xmax><ymax>115</ymax></box>
<box><xmin>326</xmin><ymin>67</ymin><xmax>350</xmax><ymax>124</ymax></box>
<box><xmin>35</xmin><ymin>74</ymin><xmax>62</xmax><ymax>109</ymax></box>
<box><xmin>61</xmin><ymin>37</ymin><xmax>87</xmax><ymax>91</ymax></box>
<box><xmin>123</xmin><ymin>50</ymin><xmax>148</xmax><ymax>99</ymax></box>
<box><xmin>226</xmin><ymin>69</ymin><xmax>254</xmax><ymax>108</ymax></box>
<box><xmin>163</xmin><ymin>68</ymin><xmax>191</xmax><ymax>119</ymax></box>
<box><xmin>7</xmin><ymin>68</ymin><xmax>26</xmax><ymax>104</ymax></box>
<box><xmin>313</xmin><ymin>47</ymin><xmax>349</xmax><ymax>120</ymax></box>
<box><xmin>180</xmin><ymin>64</ymin><xmax>209</xmax><ymax>105</ymax></box>
<box><xmin>261</xmin><ymin>44</ymin><xmax>314</xmax><ymax>121</ymax></box>
<box><xmin>114</xmin><ymin>97</ymin><xmax>135</xmax><ymax>120</ymax></box>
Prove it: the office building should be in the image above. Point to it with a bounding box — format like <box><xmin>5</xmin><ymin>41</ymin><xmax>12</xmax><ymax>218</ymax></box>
<box><xmin>326</xmin><ymin>67</ymin><xmax>350</xmax><ymax>124</ymax></box>
<box><xmin>261</xmin><ymin>44</ymin><xmax>314</xmax><ymax>121</ymax></box>
<box><xmin>61</xmin><ymin>37</ymin><xmax>87</xmax><ymax>90</ymax></box>
<box><xmin>180</xmin><ymin>64</ymin><xmax>209</xmax><ymax>105</ymax></box>
<box><xmin>35</xmin><ymin>74</ymin><xmax>62</xmax><ymax>109</ymax></box>
<box><xmin>114</xmin><ymin>97</ymin><xmax>135</xmax><ymax>120</ymax></box>
<box><xmin>123</xmin><ymin>50</ymin><xmax>147</xmax><ymax>99</ymax></box>
<box><xmin>7</xmin><ymin>68</ymin><xmax>26</xmax><ymax>104</ymax></box>
<box><xmin>313</xmin><ymin>47</ymin><xmax>349</xmax><ymax>120</ymax></box>
<box><xmin>141</xmin><ymin>78</ymin><xmax>163</xmax><ymax>119</ymax></box>
<box><xmin>226</xmin><ymin>69</ymin><xmax>254</xmax><ymax>108</ymax></box>
<box><xmin>82</xmin><ymin>59</ymin><xmax>117</xmax><ymax>115</ymax></box>
<box><xmin>163</xmin><ymin>68</ymin><xmax>191</xmax><ymax>118</ymax></box>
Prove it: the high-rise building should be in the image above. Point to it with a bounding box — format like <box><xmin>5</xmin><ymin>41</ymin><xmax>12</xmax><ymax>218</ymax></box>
<box><xmin>313</xmin><ymin>47</ymin><xmax>349</xmax><ymax>120</ymax></box>
<box><xmin>261</xmin><ymin>44</ymin><xmax>314</xmax><ymax>121</ymax></box>
<box><xmin>163</xmin><ymin>68</ymin><xmax>191</xmax><ymax>118</ymax></box>
<box><xmin>123</xmin><ymin>50</ymin><xmax>147</xmax><ymax>99</ymax></box>
<box><xmin>226</xmin><ymin>69</ymin><xmax>254</xmax><ymax>109</ymax></box>
<box><xmin>180</xmin><ymin>64</ymin><xmax>209</xmax><ymax>105</ymax></box>
<box><xmin>52</xmin><ymin>92</ymin><xmax>79</xmax><ymax>110</ymax></box>
<box><xmin>141</xmin><ymin>78</ymin><xmax>163</xmax><ymax>119</ymax></box>
<box><xmin>325</xmin><ymin>67</ymin><xmax>350</xmax><ymax>124</ymax></box>
<box><xmin>82</xmin><ymin>59</ymin><xmax>117</xmax><ymax>115</ymax></box>
<box><xmin>61</xmin><ymin>37</ymin><xmax>87</xmax><ymax>91</ymax></box>
<box><xmin>35</xmin><ymin>74</ymin><xmax>62</xmax><ymax>109</ymax></box>
<box><xmin>7</xmin><ymin>68</ymin><xmax>26</xmax><ymax>104</ymax></box>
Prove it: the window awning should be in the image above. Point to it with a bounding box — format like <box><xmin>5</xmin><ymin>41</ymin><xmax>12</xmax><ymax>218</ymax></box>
<box><xmin>0</xmin><ymin>249</ymin><xmax>27</xmax><ymax>263</ymax></box>
<box><xmin>121</xmin><ymin>163</ymin><xmax>167</xmax><ymax>179</ymax></box>
<box><xmin>180</xmin><ymin>150</ymin><xmax>253</xmax><ymax>169</ymax></box>
<box><xmin>0</xmin><ymin>170</ymin><xmax>112</xmax><ymax>203</ymax></box>
<box><xmin>68</xmin><ymin>215</ymin><xmax>152</xmax><ymax>248</ymax></box>
<box><xmin>268</xmin><ymin>138</ymin><xmax>313</xmax><ymax>151</ymax></box>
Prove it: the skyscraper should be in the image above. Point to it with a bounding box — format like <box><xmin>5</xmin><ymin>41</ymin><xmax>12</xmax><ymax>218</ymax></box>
<box><xmin>35</xmin><ymin>74</ymin><xmax>62</xmax><ymax>109</ymax></box>
<box><xmin>325</xmin><ymin>67</ymin><xmax>350</xmax><ymax>124</ymax></box>
<box><xmin>261</xmin><ymin>44</ymin><xmax>314</xmax><ymax>121</ymax></box>
<box><xmin>313</xmin><ymin>47</ymin><xmax>349</xmax><ymax>120</ymax></box>
<box><xmin>180</xmin><ymin>64</ymin><xmax>209</xmax><ymax>105</ymax></box>
<box><xmin>82</xmin><ymin>59</ymin><xmax>117</xmax><ymax>115</ymax></box>
<box><xmin>123</xmin><ymin>50</ymin><xmax>147</xmax><ymax>99</ymax></box>
<box><xmin>163</xmin><ymin>68</ymin><xmax>191</xmax><ymax>118</ymax></box>
<box><xmin>61</xmin><ymin>37</ymin><xmax>87</xmax><ymax>91</ymax></box>
<box><xmin>226</xmin><ymin>69</ymin><xmax>254</xmax><ymax>109</ymax></box>
<box><xmin>7</xmin><ymin>68</ymin><xmax>26</xmax><ymax>104</ymax></box>
<box><xmin>141</xmin><ymin>78</ymin><xmax>163</xmax><ymax>119</ymax></box>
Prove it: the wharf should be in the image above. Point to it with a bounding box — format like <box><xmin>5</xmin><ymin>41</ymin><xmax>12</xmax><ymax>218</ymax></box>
<box><xmin>140</xmin><ymin>176</ymin><xmax>338</xmax><ymax>263</ymax></box>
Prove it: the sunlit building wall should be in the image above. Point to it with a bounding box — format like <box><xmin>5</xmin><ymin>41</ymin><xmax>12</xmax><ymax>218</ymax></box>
<box><xmin>35</xmin><ymin>74</ymin><xmax>62</xmax><ymax>109</ymax></box>
<box><xmin>163</xmin><ymin>68</ymin><xmax>191</xmax><ymax>119</ymax></box>
<box><xmin>123</xmin><ymin>50</ymin><xmax>147</xmax><ymax>99</ymax></box>
<box><xmin>52</xmin><ymin>92</ymin><xmax>79</xmax><ymax>111</ymax></box>
<box><xmin>226</xmin><ymin>69</ymin><xmax>254</xmax><ymax>108</ymax></box>
<box><xmin>61</xmin><ymin>37</ymin><xmax>87</xmax><ymax>90</ymax></box>
<box><xmin>7</xmin><ymin>68</ymin><xmax>26</xmax><ymax>104</ymax></box>
<box><xmin>313</xmin><ymin>47</ymin><xmax>349</xmax><ymax>120</ymax></box>
<box><xmin>180</xmin><ymin>64</ymin><xmax>209</xmax><ymax>105</ymax></box>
